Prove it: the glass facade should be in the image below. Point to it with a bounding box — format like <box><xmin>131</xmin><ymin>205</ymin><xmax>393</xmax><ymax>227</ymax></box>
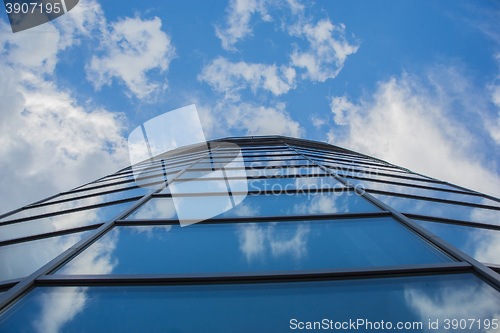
<box><xmin>0</xmin><ymin>136</ymin><xmax>499</xmax><ymax>332</ymax></box>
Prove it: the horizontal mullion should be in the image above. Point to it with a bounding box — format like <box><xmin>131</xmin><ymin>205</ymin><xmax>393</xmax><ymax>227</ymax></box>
<box><xmin>28</xmin><ymin>186</ymin><xmax>148</xmax><ymax>209</ymax></box>
<box><xmin>36</xmin><ymin>262</ymin><xmax>471</xmax><ymax>286</ymax></box>
<box><xmin>0</xmin><ymin>224</ymin><xmax>103</xmax><ymax>247</ymax></box>
<box><xmin>307</xmin><ymin>154</ymin><xmax>403</xmax><ymax>171</ymax></box>
<box><xmin>118</xmin><ymin>211</ymin><xmax>391</xmax><ymax>225</ymax></box>
<box><xmin>0</xmin><ymin>197</ymin><xmax>140</xmax><ymax>225</ymax></box>
<box><xmin>154</xmin><ymin>187</ymin><xmax>352</xmax><ymax>197</ymax></box>
<box><xmin>404</xmin><ymin>213</ymin><xmax>500</xmax><ymax>231</ymax></box>
<box><xmin>337</xmin><ymin>170</ymin><xmax>464</xmax><ymax>187</ymax></box>
<box><xmin>0</xmin><ymin>279</ymin><xmax>20</xmax><ymax>290</ymax></box>
<box><xmin>367</xmin><ymin>189</ymin><xmax>500</xmax><ymax>211</ymax></box>
<box><xmin>342</xmin><ymin>174</ymin><xmax>480</xmax><ymax>196</ymax></box>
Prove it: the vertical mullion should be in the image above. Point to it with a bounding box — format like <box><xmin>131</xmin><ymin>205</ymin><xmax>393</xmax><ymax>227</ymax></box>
<box><xmin>281</xmin><ymin>140</ymin><xmax>500</xmax><ymax>290</ymax></box>
<box><xmin>0</xmin><ymin>145</ymin><xmax>218</xmax><ymax>313</ymax></box>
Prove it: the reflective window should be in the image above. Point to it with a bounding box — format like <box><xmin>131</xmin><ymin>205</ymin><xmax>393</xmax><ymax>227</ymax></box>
<box><xmin>62</xmin><ymin>181</ymin><xmax>138</xmax><ymax>199</ymax></box>
<box><xmin>178</xmin><ymin>167</ymin><xmax>310</xmax><ymax>179</ymax></box>
<box><xmin>371</xmin><ymin>193</ymin><xmax>500</xmax><ymax>226</ymax></box>
<box><xmin>2</xmin><ymin>274</ymin><xmax>499</xmax><ymax>332</ymax></box>
<box><xmin>414</xmin><ymin>220</ymin><xmax>500</xmax><ymax>266</ymax></box>
<box><xmin>247</xmin><ymin>176</ymin><xmax>343</xmax><ymax>193</ymax></box>
<box><xmin>56</xmin><ymin>217</ymin><xmax>451</xmax><ymax>275</ymax></box>
<box><xmin>0</xmin><ymin>231</ymin><xmax>89</xmax><ymax>281</ymax></box>
<box><xmin>245</xmin><ymin>159</ymin><xmax>311</xmax><ymax>167</ymax></box>
<box><xmin>1</xmin><ymin>191</ymin><xmax>142</xmax><ymax>223</ymax></box>
<box><xmin>38</xmin><ymin>187</ymin><xmax>148</xmax><ymax>207</ymax></box>
<box><xmin>126</xmin><ymin>191</ymin><xmax>380</xmax><ymax>220</ymax></box>
<box><xmin>245</xmin><ymin>166</ymin><xmax>327</xmax><ymax>178</ymax></box>
<box><xmin>159</xmin><ymin>178</ymin><xmax>247</xmax><ymax>195</ymax></box>
<box><xmin>341</xmin><ymin>172</ymin><xmax>463</xmax><ymax>191</ymax></box>
<box><xmin>74</xmin><ymin>178</ymin><xmax>136</xmax><ymax>191</ymax></box>
<box><xmin>0</xmin><ymin>201</ymin><xmax>134</xmax><ymax>242</ymax></box>
<box><xmin>354</xmin><ymin>180</ymin><xmax>499</xmax><ymax>207</ymax></box>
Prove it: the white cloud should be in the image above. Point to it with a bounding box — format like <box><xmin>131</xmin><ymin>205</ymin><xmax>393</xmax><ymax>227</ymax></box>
<box><xmin>215</xmin><ymin>0</ymin><xmax>272</xmax><ymax>51</ymax></box>
<box><xmin>290</xmin><ymin>19</ymin><xmax>359</xmax><ymax>82</ymax></box>
<box><xmin>86</xmin><ymin>16</ymin><xmax>176</xmax><ymax>100</ymax></box>
<box><xmin>329</xmin><ymin>94</ymin><xmax>358</xmax><ymax>126</ymax></box>
<box><xmin>487</xmin><ymin>54</ymin><xmax>500</xmax><ymax>145</ymax></box>
<box><xmin>34</xmin><ymin>287</ymin><xmax>88</xmax><ymax>333</ymax></box>
<box><xmin>406</xmin><ymin>281</ymin><xmax>500</xmax><ymax>331</ymax></box>
<box><xmin>211</xmin><ymin>0</ymin><xmax>358</xmax><ymax>93</ymax></box>
<box><xmin>0</xmin><ymin>71</ymin><xmax>129</xmax><ymax>215</ymax></box>
<box><xmin>0</xmin><ymin>11</ymin><xmax>130</xmax><ymax>215</ymax></box>
<box><xmin>311</xmin><ymin>114</ymin><xmax>327</xmax><ymax>129</ymax></box>
<box><xmin>199</xmin><ymin>57</ymin><xmax>295</xmax><ymax>96</ymax></box>
<box><xmin>201</xmin><ymin>101</ymin><xmax>304</xmax><ymax>138</ymax></box>
<box><xmin>328</xmin><ymin>69</ymin><xmax>500</xmax><ymax>197</ymax></box>
<box><xmin>237</xmin><ymin>223</ymin><xmax>310</xmax><ymax>262</ymax></box>
<box><xmin>55</xmin><ymin>0</ymin><xmax>107</xmax><ymax>49</ymax></box>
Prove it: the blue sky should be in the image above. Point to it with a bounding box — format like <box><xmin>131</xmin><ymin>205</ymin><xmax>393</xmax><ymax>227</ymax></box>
<box><xmin>1</xmin><ymin>0</ymin><xmax>500</xmax><ymax>214</ymax></box>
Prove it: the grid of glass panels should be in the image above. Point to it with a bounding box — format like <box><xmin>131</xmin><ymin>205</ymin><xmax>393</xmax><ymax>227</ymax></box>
<box><xmin>1</xmin><ymin>136</ymin><xmax>499</xmax><ymax>332</ymax></box>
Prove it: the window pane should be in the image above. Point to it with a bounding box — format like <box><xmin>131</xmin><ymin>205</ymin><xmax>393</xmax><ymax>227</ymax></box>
<box><xmin>0</xmin><ymin>201</ymin><xmax>134</xmax><ymax>242</ymax></box>
<box><xmin>62</xmin><ymin>181</ymin><xmax>138</xmax><ymax>199</ymax></box>
<box><xmin>1</xmin><ymin>192</ymin><xmax>141</xmax><ymax>223</ymax></box>
<box><xmin>178</xmin><ymin>166</ymin><xmax>327</xmax><ymax>179</ymax></box>
<box><xmin>36</xmin><ymin>187</ymin><xmax>148</xmax><ymax>208</ymax></box>
<box><xmin>414</xmin><ymin>220</ymin><xmax>500</xmax><ymax>266</ymax></box>
<box><xmin>159</xmin><ymin>176</ymin><xmax>344</xmax><ymax>195</ymax></box>
<box><xmin>247</xmin><ymin>176</ymin><xmax>343</xmax><ymax>193</ymax></box>
<box><xmin>371</xmin><ymin>193</ymin><xmax>500</xmax><ymax>227</ymax></box>
<box><xmin>126</xmin><ymin>191</ymin><xmax>380</xmax><ymax>220</ymax></box>
<box><xmin>1</xmin><ymin>274</ymin><xmax>499</xmax><ymax>332</ymax></box>
<box><xmin>0</xmin><ymin>231</ymin><xmax>89</xmax><ymax>281</ymax></box>
<box><xmin>340</xmin><ymin>172</ymin><xmax>461</xmax><ymax>191</ymax></box>
<box><xmin>355</xmin><ymin>180</ymin><xmax>499</xmax><ymax>207</ymax></box>
<box><xmin>245</xmin><ymin>166</ymin><xmax>327</xmax><ymax>177</ymax></box>
<box><xmin>56</xmin><ymin>217</ymin><xmax>451</xmax><ymax>275</ymax></box>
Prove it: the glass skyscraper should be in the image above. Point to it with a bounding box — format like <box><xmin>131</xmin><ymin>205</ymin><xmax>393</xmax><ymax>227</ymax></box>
<box><xmin>0</xmin><ymin>136</ymin><xmax>499</xmax><ymax>332</ymax></box>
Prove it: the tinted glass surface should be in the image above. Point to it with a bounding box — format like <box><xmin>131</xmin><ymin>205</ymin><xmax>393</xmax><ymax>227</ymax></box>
<box><xmin>126</xmin><ymin>191</ymin><xmax>380</xmax><ymax>220</ymax></box>
<box><xmin>0</xmin><ymin>194</ymin><xmax>139</xmax><ymax>223</ymax></box>
<box><xmin>56</xmin><ymin>217</ymin><xmax>450</xmax><ymax>275</ymax></box>
<box><xmin>356</xmin><ymin>181</ymin><xmax>499</xmax><ymax>207</ymax></box>
<box><xmin>66</xmin><ymin>180</ymin><xmax>138</xmax><ymax>196</ymax></box>
<box><xmin>340</xmin><ymin>173</ymin><xmax>462</xmax><ymax>191</ymax></box>
<box><xmin>371</xmin><ymin>193</ymin><xmax>500</xmax><ymax>226</ymax></box>
<box><xmin>37</xmin><ymin>186</ymin><xmax>148</xmax><ymax>207</ymax></box>
<box><xmin>159</xmin><ymin>176</ymin><xmax>344</xmax><ymax>195</ymax></box>
<box><xmin>414</xmin><ymin>220</ymin><xmax>500</xmax><ymax>266</ymax></box>
<box><xmin>0</xmin><ymin>231</ymin><xmax>89</xmax><ymax>281</ymax></box>
<box><xmin>0</xmin><ymin>201</ymin><xmax>134</xmax><ymax>242</ymax></box>
<box><xmin>2</xmin><ymin>274</ymin><xmax>499</xmax><ymax>332</ymax></box>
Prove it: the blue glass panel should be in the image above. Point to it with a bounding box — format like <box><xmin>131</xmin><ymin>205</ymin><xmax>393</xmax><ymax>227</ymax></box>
<box><xmin>0</xmin><ymin>192</ymin><xmax>141</xmax><ymax>223</ymax></box>
<box><xmin>358</xmin><ymin>181</ymin><xmax>499</xmax><ymax>207</ymax></box>
<box><xmin>0</xmin><ymin>231</ymin><xmax>89</xmax><ymax>281</ymax></box>
<box><xmin>0</xmin><ymin>201</ymin><xmax>134</xmax><ymax>242</ymax></box>
<box><xmin>56</xmin><ymin>217</ymin><xmax>450</xmax><ymax>275</ymax></box>
<box><xmin>245</xmin><ymin>159</ymin><xmax>312</xmax><ymax>167</ymax></box>
<box><xmin>247</xmin><ymin>176</ymin><xmax>344</xmax><ymax>193</ymax></box>
<box><xmin>341</xmin><ymin>172</ymin><xmax>461</xmax><ymax>191</ymax></box>
<box><xmin>178</xmin><ymin>166</ymin><xmax>327</xmax><ymax>179</ymax></box>
<box><xmin>40</xmin><ymin>187</ymin><xmax>149</xmax><ymax>207</ymax></box>
<box><xmin>371</xmin><ymin>193</ymin><xmax>500</xmax><ymax>227</ymax></box>
<box><xmin>414</xmin><ymin>220</ymin><xmax>500</xmax><ymax>266</ymax></box>
<box><xmin>159</xmin><ymin>176</ymin><xmax>344</xmax><ymax>195</ymax></box>
<box><xmin>245</xmin><ymin>166</ymin><xmax>327</xmax><ymax>177</ymax></box>
<box><xmin>1</xmin><ymin>274</ymin><xmax>499</xmax><ymax>332</ymax></box>
<box><xmin>126</xmin><ymin>191</ymin><xmax>380</xmax><ymax>220</ymax></box>
<box><xmin>69</xmin><ymin>179</ymin><xmax>137</xmax><ymax>194</ymax></box>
